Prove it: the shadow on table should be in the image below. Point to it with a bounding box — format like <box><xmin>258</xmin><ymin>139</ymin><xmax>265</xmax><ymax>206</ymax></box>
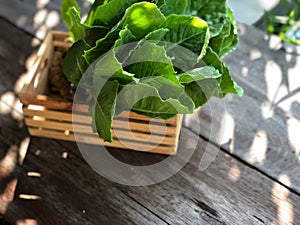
<box><xmin>184</xmin><ymin>22</ymin><xmax>300</xmax><ymax>224</ymax></box>
<box><xmin>1</xmin><ymin>1</ymin><xmax>300</xmax><ymax>224</ymax></box>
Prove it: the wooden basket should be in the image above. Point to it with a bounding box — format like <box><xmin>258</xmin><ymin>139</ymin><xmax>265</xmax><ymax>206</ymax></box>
<box><xmin>19</xmin><ymin>31</ymin><xmax>182</xmax><ymax>155</ymax></box>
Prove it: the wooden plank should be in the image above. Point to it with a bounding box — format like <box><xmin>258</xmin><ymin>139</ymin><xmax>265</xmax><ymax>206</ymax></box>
<box><xmin>0</xmin><ymin>139</ymin><xmax>168</xmax><ymax>225</ymax></box>
<box><xmin>1</xmin><ymin>9</ymin><xmax>300</xmax><ymax>225</ymax></box>
<box><xmin>0</xmin><ymin>0</ymin><xmax>88</xmax><ymax>39</ymax></box>
<box><xmin>3</xmin><ymin>127</ymin><xmax>300</xmax><ymax>224</ymax></box>
<box><xmin>184</xmin><ymin>24</ymin><xmax>300</xmax><ymax>193</ymax></box>
<box><xmin>0</xmin><ymin>18</ymin><xmax>165</xmax><ymax>224</ymax></box>
<box><xmin>0</xmin><ymin>18</ymin><xmax>38</xmax><ymax>97</ymax></box>
<box><xmin>116</xmin><ymin>128</ymin><xmax>300</xmax><ymax>225</ymax></box>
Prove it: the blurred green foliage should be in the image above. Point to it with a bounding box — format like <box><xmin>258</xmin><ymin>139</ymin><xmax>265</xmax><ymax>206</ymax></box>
<box><xmin>264</xmin><ymin>0</ymin><xmax>300</xmax><ymax>44</ymax></box>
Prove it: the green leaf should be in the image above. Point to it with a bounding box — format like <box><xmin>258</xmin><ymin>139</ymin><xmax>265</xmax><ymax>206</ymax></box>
<box><xmin>114</xmin><ymin>27</ymin><xmax>137</xmax><ymax>48</ymax></box>
<box><xmin>203</xmin><ymin>47</ymin><xmax>243</xmax><ymax>97</ymax></box>
<box><xmin>63</xmin><ymin>39</ymin><xmax>90</xmax><ymax>86</ymax></box>
<box><xmin>61</xmin><ymin>0</ymin><xmax>80</xmax><ymax>26</ymax></box>
<box><xmin>84</xmin><ymin>2</ymin><xmax>166</xmax><ymax>65</ymax></box>
<box><xmin>93</xmin><ymin>50</ymin><xmax>136</xmax><ymax>85</ymax></box>
<box><xmin>184</xmin><ymin>78</ymin><xmax>220</xmax><ymax>108</ymax></box>
<box><xmin>160</xmin><ymin>0</ymin><xmax>188</xmax><ymax>16</ymax></box>
<box><xmin>177</xmin><ymin>66</ymin><xmax>221</xmax><ymax>84</ymax></box>
<box><xmin>120</xmin><ymin>2</ymin><xmax>166</xmax><ymax>39</ymax></box>
<box><xmin>177</xmin><ymin>66</ymin><xmax>221</xmax><ymax>108</ymax></box>
<box><xmin>144</xmin><ymin>28</ymin><xmax>169</xmax><ymax>42</ymax></box>
<box><xmin>118</xmin><ymin>28</ymin><xmax>169</xmax><ymax>63</ymax></box>
<box><xmin>195</xmin><ymin>0</ymin><xmax>227</xmax><ymax>37</ymax></box>
<box><xmin>209</xmin><ymin>7</ymin><xmax>238</xmax><ymax>57</ymax></box>
<box><xmin>90</xmin><ymin>0</ymin><xmax>141</xmax><ymax>27</ymax></box>
<box><xmin>91</xmin><ymin>80</ymin><xmax>119</xmax><ymax>142</ymax></box>
<box><xmin>124</xmin><ymin>41</ymin><xmax>176</xmax><ymax>78</ymax></box>
<box><xmin>187</xmin><ymin>0</ymin><xmax>209</xmax><ymax>12</ymax></box>
<box><xmin>116</xmin><ymin>82</ymin><xmax>194</xmax><ymax>117</ymax></box>
<box><xmin>84</xmin><ymin>26</ymin><xmax>110</xmax><ymax>46</ymax></box>
<box><xmin>62</xmin><ymin>0</ymin><xmax>88</xmax><ymax>41</ymax></box>
<box><xmin>162</xmin><ymin>14</ymin><xmax>209</xmax><ymax>58</ymax></box>
<box><xmin>61</xmin><ymin>0</ymin><xmax>243</xmax><ymax>143</ymax></box>
<box><xmin>84</xmin><ymin>26</ymin><xmax>120</xmax><ymax>64</ymax></box>
<box><xmin>84</xmin><ymin>0</ymin><xmax>109</xmax><ymax>26</ymax></box>
<box><xmin>140</xmin><ymin>74</ymin><xmax>184</xmax><ymax>99</ymax></box>
<box><xmin>155</xmin><ymin>0</ymin><xmax>166</xmax><ymax>8</ymax></box>
<box><xmin>220</xmin><ymin>23</ymin><xmax>238</xmax><ymax>56</ymax></box>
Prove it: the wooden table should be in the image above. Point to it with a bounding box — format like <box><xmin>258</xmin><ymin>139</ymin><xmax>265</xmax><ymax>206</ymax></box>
<box><xmin>1</xmin><ymin>1</ymin><xmax>300</xmax><ymax>224</ymax></box>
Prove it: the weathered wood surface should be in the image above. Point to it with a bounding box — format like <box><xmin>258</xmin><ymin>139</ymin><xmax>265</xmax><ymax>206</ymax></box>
<box><xmin>3</xmin><ymin>122</ymin><xmax>300</xmax><ymax>224</ymax></box>
<box><xmin>184</xmin><ymin>24</ymin><xmax>300</xmax><ymax>193</ymax></box>
<box><xmin>2</xmin><ymin>0</ymin><xmax>300</xmax><ymax>195</ymax></box>
<box><xmin>1</xmin><ymin>3</ymin><xmax>300</xmax><ymax>225</ymax></box>
<box><xmin>0</xmin><ymin>0</ymin><xmax>88</xmax><ymax>39</ymax></box>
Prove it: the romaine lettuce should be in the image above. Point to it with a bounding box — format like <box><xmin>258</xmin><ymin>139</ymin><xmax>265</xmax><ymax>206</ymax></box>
<box><xmin>61</xmin><ymin>0</ymin><xmax>243</xmax><ymax>142</ymax></box>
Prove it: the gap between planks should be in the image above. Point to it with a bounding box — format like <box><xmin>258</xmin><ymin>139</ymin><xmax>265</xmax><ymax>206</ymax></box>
<box><xmin>182</xmin><ymin>123</ymin><xmax>300</xmax><ymax>197</ymax></box>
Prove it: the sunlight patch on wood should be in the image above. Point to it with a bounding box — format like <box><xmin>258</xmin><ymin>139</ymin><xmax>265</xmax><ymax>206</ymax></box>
<box><xmin>31</xmin><ymin>38</ymin><xmax>41</xmax><ymax>48</ymax></box>
<box><xmin>250</xmin><ymin>49</ymin><xmax>262</xmax><ymax>61</ymax></box>
<box><xmin>35</xmin><ymin>24</ymin><xmax>48</xmax><ymax>40</ymax></box>
<box><xmin>221</xmin><ymin>112</ymin><xmax>235</xmax><ymax>151</ymax></box>
<box><xmin>247</xmin><ymin>130</ymin><xmax>267</xmax><ymax>164</ymax></box>
<box><xmin>19</xmin><ymin>194</ymin><xmax>41</xmax><ymax>200</ymax></box>
<box><xmin>62</xmin><ymin>152</ymin><xmax>68</xmax><ymax>159</ymax></box>
<box><xmin>28</xmin><ymin>105</ymin><xmax>45</xmax><ymax>111</ymax></box>
<box><xmin>0</xmin><ymin>91</ymin><xmax>16</xmax><ymax>115</ymax></box>
<box><xmin>267</xmin><ymin>35</ymin><xmax>282</xmax><ymax>50</ymax></box>
<box><xmin>33</xmin><ymin>9</ymin><xmax>48</xmax><ymax>29</ymax></box>
<box><xmin>0</xmin><ymin>179</ymin><xmax>18</xmax><ymax>213</ymax></box>
<box><xmin>45</xmin><ymin>11</ymin><xmax>60</xmax><ymax>28</ymax></box>
<box><xmin>0</xmin><ymin>145</ymin><xmax>18</xmax><ymax>178</ymax></box>
<box><xmin>36</xmin><ymin>0</ymin><xmax>49</xmax><ymax>9</ymax></box>
<box><xmin>14</xmin><ymin>73</ymin><xmax>29</xmax><ymax>93</ymax></box>
<box><xmin>35</xmin><ymin>149</ymin><xmax>41</xmax><ymax>156</ymax></box>
<box><xmin>27</xmin><ymin>171</ymin><xmax>41</xmax><ymax>177</ymax></box>
<box><xmin>242</xmin><ymin>66</ymin><xmax>248</xmax><ymax>77</ymax></box>
<box><xmin>11</xmin><ymin>99</ymin><xmax>24</xmax><ymax>121</ymax></box>
<box><xmin>19</xmin><ymin>137</ymin><xmax>30</xmax><ymax>165</ymax></box>
<box><xmin>261</xmin><ymin>101</ymin><xmax>274</xmax><ymax>120</ymax></box>
<box><xmin>287</xmin><ymin>118</ymin><xmax>300</xmax><ymax>157</ymax></box>
<box><xmin>272</xmin><ymin>175</ymin><xmax>294</xmax><ymax>225</ymax></box>
<box><xmin>32</xmin><ymin>115</ymin><xmax>45</xmax><ymax>121</ymax></box>
<box><xmin>228</xmin><ymin>164</ymin><xmax>241</xmax><ymax>182</ymax></box>
<box><xmin>17</xmin><ymin>219</ymin><xmax>38</xmax><ymax>225</ymax></box>
<box><xmin>264</xmin><ymin>60</ymin><xmax>285</xmax><ymax>102</ymax></box>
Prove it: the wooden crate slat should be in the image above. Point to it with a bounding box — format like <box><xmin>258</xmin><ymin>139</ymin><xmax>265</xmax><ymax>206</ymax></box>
<box><xmin>53</xmin><ymin>40</ymin><xmax>72</xmax><ymax>48</ymax></box>
<box><xmin>28</xmin><ymin>127</ymin><xmax>176</xmax><ymax>155</ymax></box>
<box><xmin>51</xmin><ymin>31</ymin><xmax>69</xmax><ymax>41</ymax></box>
<box><xmin>25</xmin><ymin>117</ymin><xmax>177</xmax><ymax>145</ymax></box>
<box><xmin>125</xmin><ymin>111</ymin><xmax>177</xmax><ymax>125</ymax></box>
<box><xmin>23</xmin><ymin>107</ymin><xmax>179</xmax><ymax>136</ymax></box>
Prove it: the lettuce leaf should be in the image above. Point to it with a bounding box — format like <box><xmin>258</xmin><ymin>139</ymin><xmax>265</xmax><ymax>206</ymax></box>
<box><xmin>61</xmin><ymin>0</ymin><xmax>243</xmax><ymax>142</ymax></box>
<box><xmin>91</xmin><ymin>80</ymin><xmax>119</xmax><ymax>142</ymax></box>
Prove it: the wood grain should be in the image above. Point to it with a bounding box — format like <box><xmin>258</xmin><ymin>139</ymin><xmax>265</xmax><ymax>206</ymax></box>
<box><xmin>2</xmin><ymin>127</ymin><xmax>300</xmax><ymax>224</ymax></box>
<box><xmin>2</xmin><ymin>0</ymin><xmax>300</xmax><ymax>193</ymax></box>
<box><xmin>1</xmin><ymin>7</ymin><xmax>300</xmax><ymax>225</ymax></box>
<box><xmin>0</xmin><ymin>0</ymin><xmax>89</xmax><ymax>39</ymax></box>
<box><xmin>184</xmin><ymin>24</ymin><xmax>300</xmax><ymax>193</ymax></box>
<box><xmin>118</xmin><ymin>128</ymin><xmax>300</xmax><ymax>225</ymax></box>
